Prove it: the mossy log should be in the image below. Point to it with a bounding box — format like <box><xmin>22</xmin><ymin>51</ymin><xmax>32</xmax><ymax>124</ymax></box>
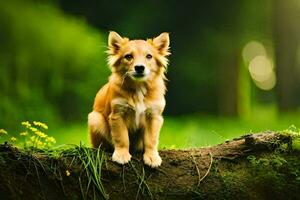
<box><xmin>0</xmin><ymin>132</ymin><xmax>300</xmax><ymax>200</ymax></box>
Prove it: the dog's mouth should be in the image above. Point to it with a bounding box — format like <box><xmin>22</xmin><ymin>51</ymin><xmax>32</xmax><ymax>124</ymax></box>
<box><xmin>131</xmin><ymin>72</ymin><xmax>148</xmax><ymax>81</ymax></box>
<box><xmin>133</xmin><ymin>73</ymin><xmax>145</xmax><ymax>78</ymax></box>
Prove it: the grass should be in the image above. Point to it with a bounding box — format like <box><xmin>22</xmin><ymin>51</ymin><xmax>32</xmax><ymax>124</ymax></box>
<box><xmin>55</xmin><ymin>144</ymin><xmax>109</xmax><ymax>200</ymax></box>
<box><xmin>0</xmin><ymin>141</ymin><xmax>110</xmax><ymax>200</ymax></box>
<box><xmin>50</xmin><ymin>106</ymin><xmax>300</xmax><ymax>149</ymax></box>
<box><xmin>2</xmin><ymin>105</ymin><xmax>299</xmax><ymax>149</ymax></box>
<box><xmin>77</xmin><ymin>146</ymin><xmax>108</xmax><ymax>199</ymax></box>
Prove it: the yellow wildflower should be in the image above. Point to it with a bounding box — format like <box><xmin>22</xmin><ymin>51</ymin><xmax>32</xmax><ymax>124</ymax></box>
<box><xmin>46</xmin><ymin>136</ymin><xmax>56</xmax><ymax>143</ymax></box>
<box><xmin>35</xmin><ymin>131</ymin><xmax>47</xmax><ymax>138</ymax></box>
<box><xmin>30</xmin><ymin>136</ymin><xmax>36</xmax><ymax>141</ymax></box>
<box><xmin>21</xmin><ymin>121</ymin><xmax>31</xmax><ymax>128</ymax></box>
<box><xmin>33</xmin><ymin>121</ymin><xmax>48</xmax><ymax>129</ymax></box>
<box><xmin>20</xmin><ymin>132</ymin><xmax>28</xmax><ymax>136</ymax></box>
<box><xmin>29</xmin><ymin>127</ymin><xmax>38</xmax><ymax>132</ymax></box>
<box><xmin>10</xmin><ymin>137</ymin><xmax>17</xmax><ymax>142</ymax></box>
<box><xmin>0</xmin><ymin>129</ymin><xmax>8</xmax><ymax>135</ymax></box>
<box><xmin>36</xmin><ymin>140</ymin><xmax>43</xmax><ymax>147</ymax></box>
<box><xmin>66</xmin><ymin>170</ymin><xmax>70</xmax><ymax>176</ymax></box>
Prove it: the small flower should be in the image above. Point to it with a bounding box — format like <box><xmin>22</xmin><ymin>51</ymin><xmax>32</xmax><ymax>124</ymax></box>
<box><xmin>33</xmin><ymin>121</ymin><xmax>48</xmax><ymax>129</ymax></box>
<box><xmin>20</xmin><ymin>132</ymin><xmax>28</xmax><ymax>136</ymax></box>
<box><xmin>21</xmin><ymin>121</ymin><xmax>31</xmax><ymax>128</ymax></box>
<box><xmin>10</xmin><ymin>137</ymin><xmax>17</xmax><ymax>142</ymax></box>
<box><xmin>66</xmin><ymin>170</ymin><xmax>70</xmax><ymax>176</ymax></box>
<box><xmin>0</xmin><ymin>129</ymin><xmax>8</xmax><ymax>135</ymax></box>
<box><xmin>36</xmin><ymin>140</ymin><xmax>43</xmax><ymax>146</ymax></box>
<box><xmin>35</xmin><ymin>131</ymin><xmax>47</xmax><ymax>138</ymax></box>
<box><xmin>30</xmin><ymin>127</ymin><xmax>38</xmax><ymax>132</ymax></box>
<box><xmin>46</xmin><ymin>136</ymin><xmax>56</xmax><ymax>143</ymax></box>
<box><xmin>30</xmin><ymin>136</ymin><xmax>36</xmax><ymax>141</ymax></box>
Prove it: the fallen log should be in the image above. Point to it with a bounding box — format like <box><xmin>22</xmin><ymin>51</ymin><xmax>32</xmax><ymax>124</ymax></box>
<box><xmin>0</xmin><ymin>131</ymin><xmax>300</xmax><ymax>200</ymax></box>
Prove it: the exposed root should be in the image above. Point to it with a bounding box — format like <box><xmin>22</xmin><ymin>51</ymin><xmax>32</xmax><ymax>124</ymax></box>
<box><xmin>128</xmin><ymin>161</ymin><xmax>153</xmax><ymax>200</ymax></box>
<box><xmin>190</xmin><ymin>153</ymin><xmax>201</xmax><ymax>187</ymax></box>
<box><xmin>198</xmin><ymin>152</ymin><xmax>213</xmax><ymax>184</ymax></box>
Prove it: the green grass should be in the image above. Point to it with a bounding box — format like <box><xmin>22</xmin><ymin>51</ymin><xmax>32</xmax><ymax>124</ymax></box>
<box><xmin>50</xmin><ymin>106</ymin><xmax>300</xmax><ymax>149</ymax></box>
<box><xmin>76</xmin><ymin>146</ymin><xmax>109</xmax><ymax>199</ymax></box>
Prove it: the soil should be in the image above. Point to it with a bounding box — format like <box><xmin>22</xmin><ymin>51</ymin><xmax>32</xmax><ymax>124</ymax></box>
<box><xmin>0</xmin><ymin>132</ymin><xmax>300</xmax><ymax>200</ymax></box>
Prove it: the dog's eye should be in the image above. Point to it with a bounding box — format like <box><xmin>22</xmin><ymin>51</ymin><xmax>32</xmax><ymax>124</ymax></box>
<box><xmin>146</xmin><ymin>54</ymin><xmax>152</xmax><ymax>59</ymax></box>
<box><xmin>124</xmin><ymin>54</ymin><xmax>133</xmax><ymax>60</ymax></box>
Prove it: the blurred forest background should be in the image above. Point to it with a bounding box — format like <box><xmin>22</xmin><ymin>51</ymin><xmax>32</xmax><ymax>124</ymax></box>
<box><xmin>1</xmin><ymin>0</ymin><xmax>300</xmax><ymax>148</ymax></box>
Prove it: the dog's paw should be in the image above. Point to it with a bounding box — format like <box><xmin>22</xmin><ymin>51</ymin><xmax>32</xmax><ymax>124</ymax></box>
<box><xmin>143</xmin><ymin>151</ymin><xmax>162</xmax><ymax>168</ymax></box>
<box><xmin>112</xmin><ymin>148</ymin><xmax>132</xmax><ymax>164</ymax></box>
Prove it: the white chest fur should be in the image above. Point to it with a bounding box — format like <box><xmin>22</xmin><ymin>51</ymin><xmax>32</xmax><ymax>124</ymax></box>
<box><xmin>133</xmin><ymin>86</ymin><xmax>146</xmax><ymax>127</ymax></box>
<box><xmin>110</xmin><ymin>86</ymin><xmax>148</xmax><ymax>130</ymax></box>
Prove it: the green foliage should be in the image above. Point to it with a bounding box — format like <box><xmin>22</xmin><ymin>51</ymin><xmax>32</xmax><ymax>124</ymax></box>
<box><xmin>49</xmin><ymin>107</ymin><xmax>300</xmax><ymax>148</ymax></box>
<box><xmin>1</xmin><ymin>123</ymin><xmax>108</xmax><ymax>199</ymax></box>
<box><xmin>0</xmin><ymin>0</ymin><xmax>109</xmax><ymax>130</ymax></box>
<box><xmin>280</xmin><ymin>125</ymin><xmax>300</xmax><ymax>150</ymax></box>
<box><xmin>247</xmin><ymin>155</ymin><xmax>287</xmax><ymax>168</ymax></box>
<box><xmin>246</xmin><ymin>155</ymin><xmax>300</xmax><ymax>198</ymax></box>
<box><xmin>57</xmin><ymin>144</ymin><xmax>109</xmax><ymax>199</ymax></box>
<box><xmin>77</xmin><ymin>146</ymin><xmax>109</xmax><ymax>200</ymax></box>
<box><xmin>0</xmin><ymin>120</ymin><xmax>56</xmax><ymax>150</ymax></box>
<box><xmin>20</xmin><ymin>121</ymin><xmax>56</xmax><ymax>149</ymax></box>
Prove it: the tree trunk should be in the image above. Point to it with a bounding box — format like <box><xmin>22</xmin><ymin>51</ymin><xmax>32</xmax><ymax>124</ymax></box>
<box><xmin>0</xmin><ymin>132</ymin><xmax>299</xmax><ymax>200</ymax></box>
<box><xmin>218</xmin><ymin>48</ymin><xmax>239</xmax><ymax>116</ymax></box>
<box><xmin>273</xmin><ymin>0</ymin><xmax>300</xmax><ymax>111</ymax></box>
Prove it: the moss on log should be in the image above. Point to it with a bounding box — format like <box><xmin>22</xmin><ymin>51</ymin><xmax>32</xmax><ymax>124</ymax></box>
<box><xmin>0</xmin><ymin>131</ymin><xmax>300</xmax><ymax>200</ymax></box>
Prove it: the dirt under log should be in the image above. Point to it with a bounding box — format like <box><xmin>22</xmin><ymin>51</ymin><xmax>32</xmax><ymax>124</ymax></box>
<box><xmin>0</xmin><ymin>132</ymin><xmax>300</xmax><ymax>200</ymax></box>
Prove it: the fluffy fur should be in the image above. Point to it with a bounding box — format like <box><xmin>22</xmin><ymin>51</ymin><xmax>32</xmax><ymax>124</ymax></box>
<box><xmin>88</xmin><ymin>31</ymin><xmax>170</xmax><ymax>167</ymax></box>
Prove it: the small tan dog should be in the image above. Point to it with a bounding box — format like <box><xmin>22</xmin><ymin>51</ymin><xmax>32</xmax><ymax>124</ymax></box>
<box><xmin>88</xmin><ymin>31</ymin><xmax>170</xmax><ymax>167</ymax></box>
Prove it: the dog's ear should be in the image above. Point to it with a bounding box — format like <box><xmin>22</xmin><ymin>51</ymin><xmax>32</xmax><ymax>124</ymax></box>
<box><xmin>153</xmin><ymin>33</ymin><xmax>170</xmax><ymax>56</ymax></box>
<box><xmin>108</xmin><ymin>31</ymin><xmax>124</xmax><ymax>53</ymax></box>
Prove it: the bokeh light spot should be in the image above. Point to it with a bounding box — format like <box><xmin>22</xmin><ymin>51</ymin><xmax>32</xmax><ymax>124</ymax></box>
<box><xmin>242</xmin><ymin>41</ymin><xmax>267</xmax><ymax>63</ymax></box>
<box><xmin>248</xmin><ymin>55</ymin><xmax>276</xmax><ymax>90</ymax></box>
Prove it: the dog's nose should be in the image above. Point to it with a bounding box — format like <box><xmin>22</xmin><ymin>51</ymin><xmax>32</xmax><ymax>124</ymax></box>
<box><xmin>134</xmin><ymin>65</ymin><xmax>145</xmax><ymax>74</ymax></box>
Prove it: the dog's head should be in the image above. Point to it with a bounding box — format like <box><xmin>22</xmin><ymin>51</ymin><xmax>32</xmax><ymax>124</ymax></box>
<box><xmin>107</xmin><ymin>31</ymin><xmax>170</xmax><ymax>82</ymax></box>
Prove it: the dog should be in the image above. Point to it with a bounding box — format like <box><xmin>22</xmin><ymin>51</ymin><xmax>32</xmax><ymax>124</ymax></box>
<box><xmin>88</xmin><ymin>31</ymin><xmax>170</xmax><ymax>167</ymax></box>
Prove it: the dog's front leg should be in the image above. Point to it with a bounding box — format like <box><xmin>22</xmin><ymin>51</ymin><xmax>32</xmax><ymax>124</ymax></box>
<box><xmin>109</xmin><ymin>113</ymin><xmax>131</xmax><ymax>164</ymax></box>
<box><xmin>143</xmin><ymin>114</ymin><xmax>163</xmax><ymax>167</ymax></box>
